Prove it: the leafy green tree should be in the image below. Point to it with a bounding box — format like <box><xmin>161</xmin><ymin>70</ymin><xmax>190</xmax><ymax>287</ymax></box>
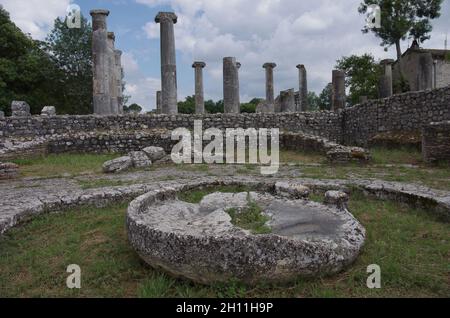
<box><xmin>45</xmin><ymin>14</ymin><xmax>93</xmax><ymax>114</ymax></box>
<box><xmin>318</xmin><ymin>83</ymin><xmax>332</xmax><ymax>110</ymax></box>
<box><xmin>124</xmin><ymin>103</ymin><xmax>142</xmax><ymax>113</ymax></box>
<box><xmin>206</xmin><ymin>100</ymin><xmax>224</xmax><ymax>114</ymax></box>
<box><xmin>335</xmin><ymin>54</ymin><xmax>382</xmax><ymax>106</ymax></box>
<box><xmin>177</xmin><ymin>95</ymin><xmax>195</xmax><ymax>114</ymax></box>
<box><xmin>307</xmin><ymin>92</ymin><xmax>320</xmax><ymax>111</ymax></box>
<box><xmin>240</xmin><ymin>98</ymin><xmax>261</xmax><ymax>113</ymax></box>
<box><xmin>0</xmin><ymin>7</ymin><xmax>57</xmax><ymax>115</ymax></box>
<box><xmin>359</xmin><ymin>0</ymin><xmax>444</xmax><ymax>59</ymax></box>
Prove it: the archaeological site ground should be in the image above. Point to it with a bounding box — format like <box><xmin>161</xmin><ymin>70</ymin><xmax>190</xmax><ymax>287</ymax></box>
<box><xmin>0</xmin><ymin>1</ymin><xmax>449</xmax><ymax>303</ymax></box>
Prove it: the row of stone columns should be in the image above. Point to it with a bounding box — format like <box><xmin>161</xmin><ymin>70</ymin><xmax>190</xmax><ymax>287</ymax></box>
<box><xmin>90</xmin><ymin>9</ymin><xmax>124</xmax><ymax>115</ymax></box>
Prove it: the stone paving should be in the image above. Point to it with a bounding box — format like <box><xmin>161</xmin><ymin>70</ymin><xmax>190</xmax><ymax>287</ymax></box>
<box><xmin>1</xmin><ymin>165</ymin><xmax>449</xmax><ymax>235</ymax></box>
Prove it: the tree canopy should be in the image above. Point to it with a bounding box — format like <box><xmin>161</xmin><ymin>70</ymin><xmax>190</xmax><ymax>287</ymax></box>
<box><xmin>44</xmin><ymin>15</ymin><xmax>93</xmax><ymax>114</ymax></box>
<box><xmin>359</xmin><ymin>0</ymin><xmax>444</xmax><ymax>59</ymax></box>
<box><xmin>335</xmin><ymin>54</ymin><xmax>382</xmax><ymax>106</ymax></box>
<box><xmin>0</xmin><ymin>7</ymin><xmax>57</xmax><ymax>115</ymax></box>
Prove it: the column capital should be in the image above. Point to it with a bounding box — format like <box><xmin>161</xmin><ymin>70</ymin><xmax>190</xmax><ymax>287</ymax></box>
<box><xmin>192</xmin><ymin>61</ymin><xmax>206</xmax><ymax>68</ymax></box>
<box><xmin>380</xmin><ymin>59</ymin><xmax>395</xmax><ymax>65</ymax></box>
<box><xmin>155</xmin><ymin>12</ymin><xmax>178</xmax><ymax>24</ymax></box>
<box><xmin>296</xmin><ymin>64</ymin><xmax>306</xmax><ymax>69</ymax></box>
<box><xmin>90</xmin><ymin>9</ymin><xmax>110</xmax><ymax>17</ymax></box>
<box><xmin>263</xmin><ymin>62</ymin><xmax>277</xmax><ymax>69</ymax></box>
<box><xmin>107</xmin><ymin>32</ymin><xmax>115</xmax><ymax>41</ymax></box>
<box><xmin>114</xmin><ymin>49</ymin><xmax>122</xmax><ymax>56</ymax></box>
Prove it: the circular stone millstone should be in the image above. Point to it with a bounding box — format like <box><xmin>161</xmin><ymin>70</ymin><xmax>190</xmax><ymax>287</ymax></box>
<box><xmin>126</xmin><ymin>181</ymin><xmax>366</xmax><ymax>285</ymax></box>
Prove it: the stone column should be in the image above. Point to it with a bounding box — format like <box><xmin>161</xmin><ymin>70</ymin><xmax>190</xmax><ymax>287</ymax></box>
<box><xmin>296</xmin><ymin>64</ymin><xmax>308</xmax><ymax>111</ymax></box>
<box><xmin>331</xmin><ymin>70</ymin><xmax>346</xmax><ymax>111</ymax></box>
<box><xmin>107</xmin><ymin>32</ymin><xmax>118</xmax><ymax>114</ymax></box>
<box><xmin>223</xmin><ymin>57</ymin><xmax>240</xmax><ymax>113</ymax></box>
<box><xmin>379</xmin><ymin>59</ymin><xmax>394</xmax><ymax>98</ymax></box>
<box><xmin>156</xmin><ymin>91</ymin><xmax>162</xmax><ymax>114</ymax></box>
<box><xmin>114</xmin><ymin>50</ymin><xmax>124</xmax><ymax>114</ymax></box>
<box><xmin>90</xmin><ymin>9</ymin><xmax>111</xmax><ymax>115</ymax></box>
<box><xmin>280</xmin><ymin>89</ymin><xmax>295</xmax><ymax>112</ymax></box>
<box><xmin>192</xmin><ymin>62</ymin><xmax>206</xmax><ymax>114</ymax></box>
<box><xmin>236</xmin><ymin>62</ymin><xmax>241</xmax><ymax>108</ymax></box>
<box><xmin>263</xmin><ymin>63</ymin><xmax>276</xmax><ymax>104</ymax></box>
<box><xmin>155</xmin><ymin>12</ymin><xmax>178</xmax><ymax>114</ymax></box>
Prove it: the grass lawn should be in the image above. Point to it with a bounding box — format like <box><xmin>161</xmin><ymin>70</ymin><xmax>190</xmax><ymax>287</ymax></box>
<box><xmin>12</xmin><ymin>154</ymin><xmax>119</xmax><ymax>178</ymax></box>
<box><xmin>0</xmin><ymin>189</ymin><xmax>448</xmax><ymax>298</ymax></box>
<box><xmin>8</xmin><ymin>148</ymin><xmax>450</xmax><ymax>191</ymax></box>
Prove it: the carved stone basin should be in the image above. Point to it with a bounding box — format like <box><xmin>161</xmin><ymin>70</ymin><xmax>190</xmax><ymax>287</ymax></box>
<box><xmin>126</xmin><ymin>180</ymin><xmax>365</xmax><ymax>285</ymax></box>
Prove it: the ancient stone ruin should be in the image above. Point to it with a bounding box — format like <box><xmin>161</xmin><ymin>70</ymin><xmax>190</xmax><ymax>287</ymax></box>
<box><xmin>126</xmin><ymin>180</ymin><xmax>366</xmax><ymax>285</ymax></box>
<box><xmin>90</xmin><ymin>9</ymin><xmax>124</xmax><ymax>115</ymax></box>
<box><xmin>0</xmin><ymin>9</ymin><xmax>449</xmax><ymax>291</ymax></box>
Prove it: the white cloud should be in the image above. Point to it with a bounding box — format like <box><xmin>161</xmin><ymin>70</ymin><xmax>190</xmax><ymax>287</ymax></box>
<box><xmin>0</xmin><ymin>0</ymin><xmax>71</xmax><ymax>39</ymax></box>
<box><xmin>122</xmin><ymin>51</ymin><xmax>160</xmax><ymax>111</ymax></box>
<box><xmin>137</xmin><ymin>0</ymin><xmax>413</xmax><ymax>100</ymax></box>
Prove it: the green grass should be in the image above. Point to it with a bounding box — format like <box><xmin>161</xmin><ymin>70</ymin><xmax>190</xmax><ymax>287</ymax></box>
<box><xmin>370</xmin><ymin>146</ymin><xmax>423</xmax><ymax>165</ymax></box>
<box><xmin>226</xmin><ymin>195</ymin><xmax>271</xmax><ymax>234</ymax></box>
<box><xmin>12</xmin><ymin>153</ymin><xmax>119</xmax><ymax>178</ymax></box>
<box><xmin>0</xmin><ymin>189</ymin><xmax>448</xmax><ymax>298</ymax></box>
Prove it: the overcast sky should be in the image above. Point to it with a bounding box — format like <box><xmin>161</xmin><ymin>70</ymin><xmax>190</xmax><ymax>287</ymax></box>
<box><xmin>1</xmin><ymin>0</ymin><xmax>449</xmax><ymax>111</ymax></box>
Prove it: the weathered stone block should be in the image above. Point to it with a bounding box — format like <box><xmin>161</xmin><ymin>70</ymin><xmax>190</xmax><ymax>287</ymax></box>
<box><xmin>11</xmin><ymin>101</ymin><xmax>31</xmax><ymax>117</ymax></box>
<box><xmin>142</xmin><ymin>146</ymin><xmax>166</xmax><ymax>161</ymax></box>
<box><xmin>423</xmin><ymin>121</ymin><xmax>450</xmax><ymax>163</ymax></box>
<box><xmin>41</xmin><ymin>106</ymin><xmax>56</xmax><ymax>116</ymax></box>
<box><xmin>130</xmin><ymin>151</ymin><xmax>152</xmax><ymax>168</ymax></box>
<box><xmin>103</xmin><ymin>156</ymin><xmax>133</xmax><ymax>173</ymax></box>
<box><xmin>0</xmin><ymin>162</ymin><xmax>19</xmax><ymax>180</ymax></box>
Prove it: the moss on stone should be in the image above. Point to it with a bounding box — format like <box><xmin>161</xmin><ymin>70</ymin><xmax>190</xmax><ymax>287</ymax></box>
<box><xmin>226</xmin><ymin>195</ymin><xmax>271</xmax><ymax>234</ymax></box>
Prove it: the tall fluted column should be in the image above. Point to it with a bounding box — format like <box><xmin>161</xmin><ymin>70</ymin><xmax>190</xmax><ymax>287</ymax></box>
<box><xmin>223</xmin><ymin>57</ymin><xmax>240</xmax><ymax>113</ymax></box>
<box><xmin>155</xmin><ymin>12</ymin><xmax>178</xmax><ymax>114</ymax></box>
<box><xmin>332</xmin><ymin>70</ymin><xmax>346</xmax><ymax>111</ymax></box>
<box><xmin>114</xmin><ymin>50</ymin><xmax>124</xmax><ymax>114</ymax></box>
<box><xmin>192</xmin><ymin>62</ymin><xmax>206</xmax><ymax>114</ymax></box>
<box><xmin>296</xmin><ymin>64</ymin><xmax>308</xmax><ymax>111</ymax></box>
<box><xmin>90</xmin><ymin>9</ymin><xmax>110</xmax><ymax>115</ymax></box>
<box><xmin>107</xmin><ymin>32</ymin><xmax>118</xmax><ymax>114</ymax></box>
<box><xmin>263</xmin><ymin>63</ymin><xmax>276</xmax><ymax>104</ymax></box>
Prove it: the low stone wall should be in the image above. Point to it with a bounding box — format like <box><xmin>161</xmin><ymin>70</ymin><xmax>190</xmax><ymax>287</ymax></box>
<box><xmin>1</xmin><ymin>177</ymin><xmax>448</xmax><ymax>235</ymax></box>
<box><xmin>342</xmin><ymin>86</ymin><xmax>450</xmax><ymax>146</ymax></box>
<box><xmin>0</xmin><ymin>130</ymin><xmax>370</xmax><ymax>164</ymax></box>
<box><xmin>0</xmin><ymin>162</ymin><xmax>19</xmax><ymax>180</ymax></box>
<box><xmin>0</xmin><ymin>112</ymin><xmax>342</xmax><ymax>142</ymax></box>
<box><xmin>1</xmin><ymin>86</ymin><xmax>449</xmax><ymax>148</ymax></box>
<box><xmin>280</xmin><ymin>133</ymin><xmax>370</xmax><ymax>163</ymax></box>
<box><xmin>422</xmin><ymin>121</ymin><xmax>450</xmax><ymax>163</ymax></box>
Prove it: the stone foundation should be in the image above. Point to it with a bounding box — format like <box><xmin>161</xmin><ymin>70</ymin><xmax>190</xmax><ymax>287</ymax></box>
<box><xmin>0</xmin><ymin>130</ymin><xmax>370</xmax><ymax>164</ymax></box>
<box><xmin>0</xmin><ymin>162</ymin><xmax>19</xmax><ymax>180</ymax></box>
<box><xmin>422</xmin><ymin>121</ymin><xmax>450</xmax><ymax>163</ymax></box>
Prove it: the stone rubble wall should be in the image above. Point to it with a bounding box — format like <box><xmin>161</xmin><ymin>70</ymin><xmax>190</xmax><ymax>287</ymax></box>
<box><xmin>0</xmin><ymin>130</ymin><xmax>368</xmax><ymax>164</ymax></box>
<box><xmin>422</xmin><ymin>121</ymin><xmax>450</xmax><ymax>163</ymax></box>
<box><xmin>280</xmin><ymin>133</ymin><xmax>370</xmax><ymax>163</ymax></box>
<box><xmin>1</xmin><ymin>86</ymin><xmax>449</xmax><ymax>150</ymax></box>
<box><xmin>0</xmin><ymin>112</ymin><xmax>342</xmax><ymax>142</ymax></box>
<box><xmin>343</xmin><ymin>86</ymin><xmax>450</xmax><ymax>146</ymax></box>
